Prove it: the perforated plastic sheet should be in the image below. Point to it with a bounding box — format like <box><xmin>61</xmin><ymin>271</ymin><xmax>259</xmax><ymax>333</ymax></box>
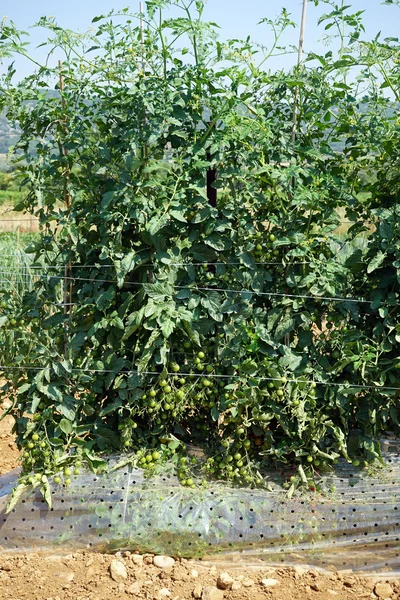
<box><xmin>1</xmin><ymin>445</ymin><xmax>399</xmax><ymax>575</ymax></box>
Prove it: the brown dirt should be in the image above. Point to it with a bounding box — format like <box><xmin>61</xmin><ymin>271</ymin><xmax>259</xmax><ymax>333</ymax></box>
<box><xmin>0</xmin><ymin>204</ymin><xmax>39</xmax><ymax>233</ymax></box>
<box><xmin>0</xmin><ymin>408</ymin><xmax>399</xmax><ymax>600</ymax></box>
<box><xmin>0</xmin><ymin>403</ymin><xmax>19</xmax><ymax>475</ymax></box>
<box><xmin>0</xmin><ymin>552</ymin><xmax>398</xmax><ymax>600</ymax></box>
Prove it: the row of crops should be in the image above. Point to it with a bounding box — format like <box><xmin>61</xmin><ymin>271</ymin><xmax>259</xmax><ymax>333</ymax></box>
<box><xmin>0</xmin><ymin>1</ymin><xmax>399</xmax><ymax>506</ymax></box>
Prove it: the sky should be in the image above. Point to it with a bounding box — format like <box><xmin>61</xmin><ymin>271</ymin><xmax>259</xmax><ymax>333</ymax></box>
<box><xmin>1</xmin><ymin>0</ymin><xmax>399</xmax><ymax>79</ymax></box>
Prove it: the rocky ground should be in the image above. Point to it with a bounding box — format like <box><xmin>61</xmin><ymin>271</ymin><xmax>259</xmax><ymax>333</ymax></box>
<box><xmin>0</xmin><ymin>402</ymin><xmax>399</xmax><ymax>600</ymax></box>
<box><xmin>0</xmin><ymin>551</ymin><xmax>398</xmax><ymax>600</ymax></box>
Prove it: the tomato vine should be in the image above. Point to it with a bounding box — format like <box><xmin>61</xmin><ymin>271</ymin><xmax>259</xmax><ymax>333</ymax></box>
<box><xmin>0</xmin><ymin>1</ymin><xmax>399</xmax><ymax>504</ymax></box>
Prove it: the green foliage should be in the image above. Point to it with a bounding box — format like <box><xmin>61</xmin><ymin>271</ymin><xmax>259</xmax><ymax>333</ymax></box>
<box><xmin>0</xmin><ymin>0</ymin><xmax>399</xmax><ymax>496</ymax></box>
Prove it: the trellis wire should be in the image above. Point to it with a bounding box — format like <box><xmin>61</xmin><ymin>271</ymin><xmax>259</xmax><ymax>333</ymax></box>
<box><xmin>0</xmin><ymin>258</ymin><xmax>368</xmax><ymax>269</ymax></box>
<box><xmin>0</xmin><ymin>270</ymin><xmax>392</xmax><ymax>305</ymax></box>
<box><xmin>0</xmin><ymin>364</ymin><xmax>399</xmax><ymax>390</ymax></box>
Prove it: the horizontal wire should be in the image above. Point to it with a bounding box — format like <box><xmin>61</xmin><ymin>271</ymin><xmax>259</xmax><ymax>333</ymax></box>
<box><xmin>0</xmin><ymin>271</ymin><xmax>385</xmax><ymax>305</ymax></box>
<box><xmin>0</xmin><ymin>258</ymin><xmax>368</xmax><ymax>270</ymax></box>
<box><xmin>0</xmin><ymin>364</ymin><xmax>399</xmax><ymax>391</ymax></box>
<box><xmin>0</xmin><ymin>218</ymin><xmax>362</xmax><ymax>224</ymax></box>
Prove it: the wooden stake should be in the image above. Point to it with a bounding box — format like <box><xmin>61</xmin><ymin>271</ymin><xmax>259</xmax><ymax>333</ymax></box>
<box><xmin>139</xmin><ymin>2</ymin><xmax>145</xmax><ymax>73</ymax></box>
<box><xmin>287</xmin><ymin>1</ymin><xmax>307</xmax><ymax>348</ymax></box>
<box><xmin>291</xmin><ymin>0</ymin><xmax>308</xmax><ymax>144</ymax></box>
<box><xmin>139</xmin><ymin>2</ymin><xmax>148</xmax><ymax>162</ymax></box>
<box><xmin>59</xmin><ymin>61</ymin><xmax>73</xmax><ymax>347</ymax></box>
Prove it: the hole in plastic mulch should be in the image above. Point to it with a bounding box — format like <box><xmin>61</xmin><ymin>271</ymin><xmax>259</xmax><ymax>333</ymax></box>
<box><xmin>0</xmin><ymin>444</ymin><xmax>399</xmax><ymax>575</ymax></box>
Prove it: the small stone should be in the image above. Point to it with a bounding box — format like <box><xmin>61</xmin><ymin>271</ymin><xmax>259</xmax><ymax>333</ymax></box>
<box><xmin>193</xmin><ymin>583</ymin><xmax>203</xmax><ymax>599</ymax></box>
<box><xmin>374</xmin><ymin>583</ymin><xmax>393</xmax><ymax>599</ymax></box>
<box><xmin>131</xmin><ymin>554</ymin><xmax>144</xmax><ymax>567</ymax></box>
<box><xmin>86</xmin><ymin>565</ymin><xmax>97</xmax><ymax>581</ymax></box>
<box><xmin>158</xmin><ymin>588</ymin><xmax>172</xmax><ymax>598</ymax></box>
<box><xmin>202</xmin><ymin>586</ymin><xmax>224</xmax><ymax>600</ymax></box>
<box><xmin>191</xmin><ymin>569</ymin><xmax>199</xmax><ymax>579</ymax></box>
<box><xmin>364</xmin><ymin>581</ymin><xmax>377</xmax><ymax>591</ymax></box>
<box><xmin>327</xmin><ymin>591</ymin><xmax>338</xmax><ymax>597</ymax></box>
<box><xmin>210</xmin><ymin>566</ymin><xmax>217</xmax><ymax>576</ymax></box>
<box><xmin>217</xmin><ymin>572</ymin><xmax>234</xmax><ymax>590</ymax></box>
<box><xmin>0</xmin><ymin>565</ymin><xmax>11</xmax><ymax>572</ymax></box>
<box><xmin>110</xmin><ymin>559</ymin><xmax>128</xmax><ymax>582</ymax></box>
<box><xmin>242</xmin><ymin>578</ymin><xmax>254</xmax><ymax>588</ymax></box>
<box><xmin>262</xmin><ymin>578</ymin><xmax>280</xmax><ymax>588</ymax></box>
<box><xmin>55</xmin><ymin>572</ymin><xmax>75</xmax><ymax>584</ymax></box>
<box><xmin>128</xmin><ymin>581</ymin><xmax>142</xmax><ymax>595</ymax></box>
<box><xmin>293</xmin><ymin>566</ymin><xmax>308</xmax><ymax>578</ymax></box>
<box><xmin>310</xmin><ymin>583</ymin><xmax>321</xmax><ymax>592</ymax></box>
<box><xmin>144</xmin><ymin>554</ymin><xmax>154</xmax><ymax>565</ymax></box>
<box><xmin>153</xmin><ymin>556</ymin><xmax>176</xmax><ymax>569</ymax></box>
<box><xmin>231</xmin><ymin>581</ymin><xmax>242</xmax><ymax>591</ymax></box>
<box><xmin>344</xmin><ymin>578</ymin><xmax>356</xmax><ymax>588</ymax></box>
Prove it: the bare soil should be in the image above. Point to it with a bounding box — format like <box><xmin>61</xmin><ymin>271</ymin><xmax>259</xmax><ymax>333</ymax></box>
<box><xmin>0</xmin><ymin>410</ymin><xmax>19</xmax><ymax>475</ymax></box>
<box><xmin>0</xmin><ymin>406</ymin><xmax>398</xmax><ymax>600</ymax></box>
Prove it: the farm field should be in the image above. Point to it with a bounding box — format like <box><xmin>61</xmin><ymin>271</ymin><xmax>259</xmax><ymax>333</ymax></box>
<box><xmin>0</xmin><ymin>0</ymin><xmax>399</xmax><ymax>589</ymax></box>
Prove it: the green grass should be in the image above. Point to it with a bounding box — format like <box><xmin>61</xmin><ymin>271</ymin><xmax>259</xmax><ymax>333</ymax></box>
<box><xmin>0</xmin><ymin>171</ymin><xmax>26</xmax><ymax>207</ymax></box>
<box><xmin>0</xmin><ymin>190</ymin><xmax>24</xmax><ymax>206</ymax></box>
<box><xmin>0</xmin><ymin>232</ymin><xmax>39</xmax><ymax>295</ymax></box>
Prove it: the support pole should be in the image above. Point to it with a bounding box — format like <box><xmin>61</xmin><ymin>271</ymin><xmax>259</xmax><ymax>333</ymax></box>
<box><xmin>139</xmin><ymin>2</ymin><xmax>148</xmax><ymax>162</ymax></box>
<box><xmin>291</xmin><ymin>0</ymin><xmax>308</xmax><ymax>144</ymax></box>
<box><xmin>59</xmin><ymin>60</ymin><xmax>73</xmax><ymax>352</ymax></box>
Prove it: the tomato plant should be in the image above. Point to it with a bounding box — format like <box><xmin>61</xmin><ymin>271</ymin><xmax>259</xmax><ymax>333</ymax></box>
<box><xmin>0</xmin><ymin>1</ymin><xmax>399</xmax><ymax>504</ymax></box>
